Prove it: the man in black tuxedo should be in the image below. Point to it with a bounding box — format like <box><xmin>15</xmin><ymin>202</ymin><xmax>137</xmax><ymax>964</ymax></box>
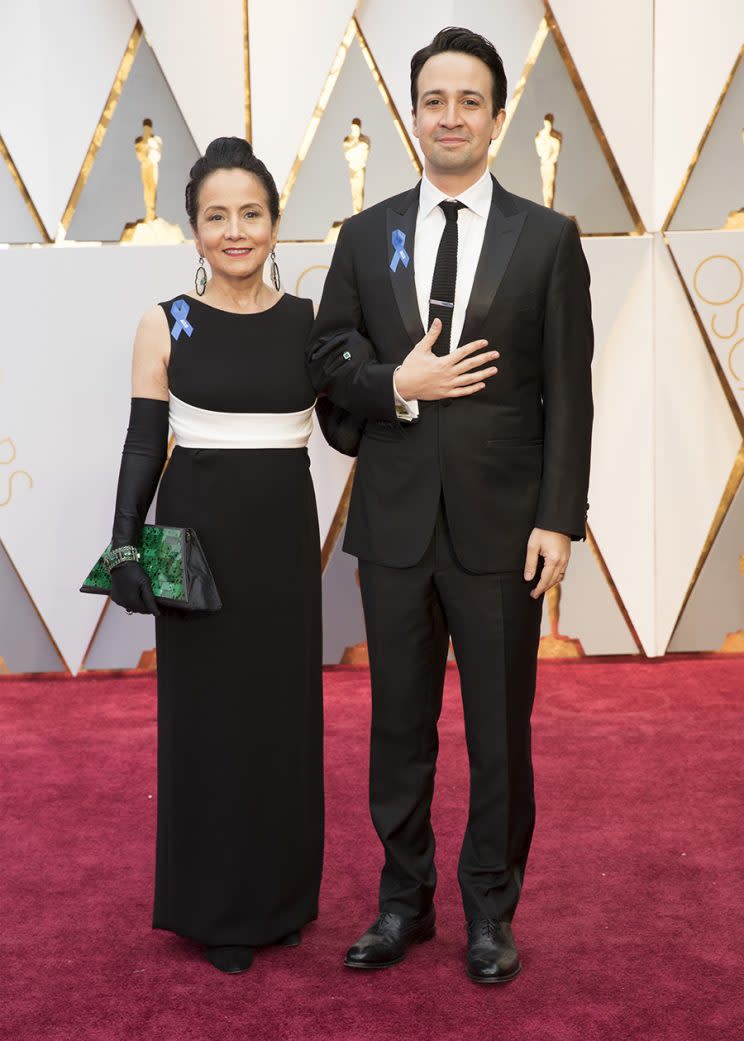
<box><xmin>308</xmin><ymin>27</ymin><xmax>593</xmax><ymax>982</ymax></box>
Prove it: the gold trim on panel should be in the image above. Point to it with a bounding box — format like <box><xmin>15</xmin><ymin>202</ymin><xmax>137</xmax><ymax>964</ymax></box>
<box><xmin>279</xmin><ymin>19</ymin><xmax>355</xmax><ymax>215</ymax></box>
<box><xmin>279</xmin><ymin>16</ymin><xmax>420</xmax><ymax>222</ymax></box>
<box><xmin>666</xmin><ymin>443</ymin><xmax>744</xmax><ymax>650</ymax></box>
<box><xmin>491</xmin><ymin>4</ymin><xmax>644</xmax><ymax>236</ymax></box>
<box><xmin>544</xmin><ymin>3</ymin><xmax>644</xmax><ymax>234</ymax></box>
<box><xmin>353</xmin><ymin>17</ymin><xmax>421</xmax><ymax>175</ymax></box>
<box><xmin>0</xmin><ymin>537</ymin><xmax>70</xmax><ymax>673</ymax></box>
<box><xmin>664</xmin><ymin>238</ymin><xmax>744</xmax><ymax>439</ymax></box>
<box><xmin>320</xmin><ymin>463</ymin><xmax>355</xmax><ymax>574</ymax></box>
<box><xmin>662</xmin><ymin>47</ymin><xmax>743</xmax><ymax>232</ymax></box>
<box><xmin>294</xmin><ymin>263</ymin><xmax>330</xmax><ymax>296</ymax></box>
<box><xmin>585</xmin><ymin>524</ymin><xmax>645</xmax><ymax>655</ymax></box>
<box><xmin>489</xmin><ymin>18</ymin><xmax>550</xmax><ymax>163</ymax></box>
<box><xmin>243</xmin><ymin>0</ymin><xmax>252</xmax><ymax>141</ymax></box>
<box><xmin>59</xmin><ymin>24</ymin><xmax>143</xmax><ymax>234</ymax></box>
<box><xmin>0</xmin><ymin>135</ymin><xmax>51</xmax><ymax>243</ymax></box>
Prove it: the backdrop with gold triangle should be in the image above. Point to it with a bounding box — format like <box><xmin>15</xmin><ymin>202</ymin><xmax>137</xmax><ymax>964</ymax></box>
<box><xmin>1</xmin><ymin>1</ymin><xmax>743</xmax><ymax>672</ymax></box>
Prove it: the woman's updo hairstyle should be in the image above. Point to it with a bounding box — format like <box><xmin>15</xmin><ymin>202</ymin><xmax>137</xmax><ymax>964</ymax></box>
<box><xmin>185</xmin><ymin>137</ymin><xmax>280</xmax><ymax>228</ymax></box>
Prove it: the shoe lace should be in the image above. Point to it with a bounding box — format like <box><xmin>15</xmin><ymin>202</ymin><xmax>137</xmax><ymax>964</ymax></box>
<box><xmin>469</xmin><ymin>918</ymin><xmax>500</xmax><ymax>942</ymax></box>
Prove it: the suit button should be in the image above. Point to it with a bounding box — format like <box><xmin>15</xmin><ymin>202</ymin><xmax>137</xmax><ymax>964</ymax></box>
<box><xmin>442</xmin><ymin>400</ymin><xmax>452</xmax><ymax>408</ymax></box>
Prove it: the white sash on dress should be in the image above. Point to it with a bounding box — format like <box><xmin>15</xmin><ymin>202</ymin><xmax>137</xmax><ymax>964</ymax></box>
<box><xmin>169</xmin><ymin>391</ymin><xmax>315</xmax><ymax>449</ymax></box>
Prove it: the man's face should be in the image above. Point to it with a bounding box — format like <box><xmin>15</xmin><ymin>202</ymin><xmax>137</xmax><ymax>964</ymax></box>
<box><xmin>412</xmin><ymin>51</ymin><xmax>505</xmax><ymax>175</ymax></box>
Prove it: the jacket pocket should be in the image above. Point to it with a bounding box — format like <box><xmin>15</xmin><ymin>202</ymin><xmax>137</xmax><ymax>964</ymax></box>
<box><xmin>486</xmin><ymin>437</ymin><xmax>543</xmax><ymax>447</ymax></box>
<box><xmin>364</xmin><ymin>419</ymin><xmax>402</xmax><ymax>443</ymax></box>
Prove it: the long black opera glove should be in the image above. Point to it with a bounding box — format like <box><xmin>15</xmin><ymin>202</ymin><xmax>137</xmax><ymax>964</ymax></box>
<box><xmin>109</xmin><ymin>398</ymin><xmax>169</xmax><ymax>616</ymax></box>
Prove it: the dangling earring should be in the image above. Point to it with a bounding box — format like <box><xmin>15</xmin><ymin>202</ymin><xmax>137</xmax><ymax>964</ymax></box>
<box><xmin>195</xmin><ymin>255</ymin><xmax>207</xmax><ymax>296</ymax></box>
<box><xmin>270</xmin><ymin>248</ymin><xmax>281</xmax><ymax>291</ymax></box>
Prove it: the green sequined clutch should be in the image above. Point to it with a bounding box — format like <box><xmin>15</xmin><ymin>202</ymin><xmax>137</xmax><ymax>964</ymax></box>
<box><xmin>80</xmin><ymin>525</ymin><xmax>222</xmax><ymax>612</ymax></box>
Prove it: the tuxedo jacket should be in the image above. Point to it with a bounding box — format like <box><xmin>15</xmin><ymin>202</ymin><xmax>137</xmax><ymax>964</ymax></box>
<box><xmin>307</xmin><ymin>176</ymin><xmax>594</xmax><ymax>572</ymax></box>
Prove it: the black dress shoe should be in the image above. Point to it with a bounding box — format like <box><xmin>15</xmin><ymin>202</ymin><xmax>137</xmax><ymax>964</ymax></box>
<box><xmin>466</xmin><ymin>919</ymin><xmax>521</xmax><ymax>983</ymax></box>
<box><xmin>344</xmin><ymin>909</ymin><xmax>436</xmax><ymax>969</ymax></box>
<box><xmin>276</xmin><ymin>930</ymin><xmax>301</xmax><ymax>947</ymax></box>
<box><xmin>205</xmin><ymin>945</ymin><xmax>255</xmax><ymax>974</ymax></box>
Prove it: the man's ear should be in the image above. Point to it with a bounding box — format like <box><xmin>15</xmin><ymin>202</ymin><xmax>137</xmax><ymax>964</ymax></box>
<box><xmin>491</xmin><ymin>108</ymin><xmax>507</xmax><ymax>143</ymax></box>
<box><xmin>411</xmin><ymin>107</ymin><xmax>419</xmax><ymax>140</ymax></box>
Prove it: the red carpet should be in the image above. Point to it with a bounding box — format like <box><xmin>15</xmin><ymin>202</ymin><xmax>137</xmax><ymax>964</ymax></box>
<box><xmin>1</xmin><ymin>660</ymin><xmax>742</xmax><ymax>1041</ymax></box>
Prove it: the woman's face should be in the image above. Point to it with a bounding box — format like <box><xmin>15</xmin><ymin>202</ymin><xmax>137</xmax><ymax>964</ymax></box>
<box><xmin>193</xmin><ymin>168</ymin><xmax>276</xmax><ymax>284</ymax></box>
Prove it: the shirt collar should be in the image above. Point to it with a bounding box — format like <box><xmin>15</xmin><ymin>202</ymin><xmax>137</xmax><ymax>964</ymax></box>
<box><xmin>419</xmin><ymin>166</ymin><xmax>493</xmax><ymax>220</ymax></box>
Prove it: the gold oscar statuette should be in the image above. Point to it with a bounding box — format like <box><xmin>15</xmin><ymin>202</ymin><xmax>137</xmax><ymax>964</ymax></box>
<box><xmin>0</xmin><ymin>656</ymin><xmax>10</xmax><ymax>675</ymax></box>
<box><xmin>534</xmin><ymin>114</ymin><xmax>580</xmax><ymax>231</ymax></box>
<box><xmin>723</xmin><ymin>128</ymin><xmax>744</xmax><ymax>230</ymax></box>
<box><xmin>535</xmin><ymin>114</ymin><xmax>562</xmax><ymax>210</ymax></box>
<box><xmin>538</xmin><ymin>581</ymin><xmax>585</xmax><ymax>659</ymax></box>
<box><xmin>718</xmin><ymin>554</ymin><xmax>744</xmax><ymax>653</ymax></box>
<box><xmin>326</xmin><ymin>118</ymin><xmax>371</xmax><ymax>244</ymax></box>
<box><xmin>120</xmin><ymin>119</ymin><xmax>185</xmax><ymax>245</ymax></box>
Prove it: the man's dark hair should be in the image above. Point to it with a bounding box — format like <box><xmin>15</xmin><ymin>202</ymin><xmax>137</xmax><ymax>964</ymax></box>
<box><xmin>410</xmin><ymin>27</ymin><xmax>507</xmax><ymax>114</ymax></box>
<box><xmin>185</xmin><ymin>137</ymin><xmax>280</xmax><ymax>227</ymax></box>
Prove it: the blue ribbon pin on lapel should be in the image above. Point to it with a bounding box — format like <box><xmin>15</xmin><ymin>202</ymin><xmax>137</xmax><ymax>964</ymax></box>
<box><xmin>390</xmin><ymin>229</ymin><xmax>410</xmax><ymax>272</ymax></box>
<box><xmin>170</xmin><ymin>299</ymin><xmax>193</xmax><ymax>341</ymax></box>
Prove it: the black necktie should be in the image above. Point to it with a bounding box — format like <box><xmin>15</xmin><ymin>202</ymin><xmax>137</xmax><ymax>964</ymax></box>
<box><xmin>428</xmin><ymin>200</ymin><xmax>465</xmax><ymax>356</ymax></box>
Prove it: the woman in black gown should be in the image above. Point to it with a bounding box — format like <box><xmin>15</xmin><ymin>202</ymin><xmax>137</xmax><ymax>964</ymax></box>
<box><xmin>107</xmin><ymin>138</ymin><xmax>323</xmax><ymax>973</ymax></box>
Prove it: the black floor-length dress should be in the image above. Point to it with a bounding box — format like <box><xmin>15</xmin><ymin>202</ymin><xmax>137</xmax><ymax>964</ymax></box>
<box><xmin>152</xmin><ymin>292</ymin><xmax>323</xmax><ymax>946</ymax></box>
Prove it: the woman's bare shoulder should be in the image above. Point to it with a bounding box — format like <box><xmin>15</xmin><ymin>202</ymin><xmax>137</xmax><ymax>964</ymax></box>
<box><xmin>136</xmin><ymin>304</ymin><xmax>170</xmax><ymax>339</ymax></box>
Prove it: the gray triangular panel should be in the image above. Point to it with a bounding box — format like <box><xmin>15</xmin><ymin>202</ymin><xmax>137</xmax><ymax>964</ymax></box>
<box><xmin>0</xmin><ymin>539</ymin><xmax>66</xmax><ymax>672</ymax></box>
<box><xmin>493</xmin><ymin>31</ymin><xmax>635</xmax><ymax>234</ymax></box>
<box><xmin>669</xmin><ymin>56</ymin><xmax>744</xmax><ymax>231</ymax></box>
<box><xmin>280</xmin><ymin>34</ymin><xmax>415</xmax><ymax>241</ymax></box>
<box><xmin>83</xmin><ymin>599</ymin><xmax>156</xmax><ymax>670</ymax></box>
<box><xmin>66</xmin><ymin>37</ymin><xmax>199</xmax><ymax>242</ymax></box>
<box><xmin>322</xmin><ymin>521</ymin><xmax>367</xmax><ymax>664</ymax></box>
<box><xmin>668</xmin><ymin>477</ymin><xmax>744</xmax><ymax>651</ymax></box>
<box><xmin>539</xmin><ymin>538</ymin><xmax>638</xmax><ymax>655</ymax></box>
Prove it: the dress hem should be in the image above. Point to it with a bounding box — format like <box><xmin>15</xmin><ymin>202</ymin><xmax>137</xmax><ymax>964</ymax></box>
<box><xmin>151</xmin><ymin>911</ymin><xmax>319</xmax><ymax>948</ymax></box>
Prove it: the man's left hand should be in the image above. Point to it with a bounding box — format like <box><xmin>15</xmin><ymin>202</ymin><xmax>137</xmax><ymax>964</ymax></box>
<box><xmin>524</xmin><ymin>528</ymin><xmax>571</xmax><ymax>600</ymax></box>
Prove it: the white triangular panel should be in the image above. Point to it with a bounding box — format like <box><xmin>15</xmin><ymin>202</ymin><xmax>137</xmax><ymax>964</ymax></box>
<box><xmin>667</xmin><ymin>230</ymin><xmax>744</xmax><ymax>424</ymax></box>
<box><xmin>356</xmin><ymin>0</ymin><xmax>545</xmax><ymax>163</ymax></box>
<box><xmin>654</xmin><ymin>0</ymin><xmax>744</xmax><ymax>229</ymax></box>
<box><xmin>0</xmin><ymin>1</ymin><xmax>136</xmax><ymax>237</ymax></box>
<box><xmin>654</xmin><ymin>236</ymin><xmax>742</xmax><ymax>653</ymax></box>
<box><xmin>584</xmin><ymin>237</ymin><xmax>654</xmax><ymax>653</ymax></box>
<box><xmin>131</xmin><ymin>0</ymin><xmax>245</xmax><ymax>152</ymax></box>
<box><xmin>248</xmin><ymin>0</ymin><xmax>357</xmax><ymax>198</ymax></box>
<box><xmin>550</xmin><ymin>0</ymin><xmax>652</xmax><ymax>231</ymax></box>
<box><xmin>0</xmin><ymin>244</ymin><xmax>196</xmax><ymax>674</ymax></box>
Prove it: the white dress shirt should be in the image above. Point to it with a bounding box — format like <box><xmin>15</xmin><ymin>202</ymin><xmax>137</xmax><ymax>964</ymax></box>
<box><xmin>394</xmin><ymin>166</ymin><xmax>493</xmax><ymax>420</ymax></box>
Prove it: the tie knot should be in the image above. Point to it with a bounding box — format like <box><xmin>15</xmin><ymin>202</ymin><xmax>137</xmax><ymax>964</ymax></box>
<box><xmin>440</xmin><ymin>200</ymin><xmax>465</xmax><ymax>222</ymax></box>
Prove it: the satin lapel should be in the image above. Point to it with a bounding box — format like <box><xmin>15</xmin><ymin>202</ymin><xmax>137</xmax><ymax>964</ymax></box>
<box><xmin>458</xmin><ymin>185</ymin><xmax>527</xmax><ymax>348</ymax></box>
<box><xmin>387</xmin><ymin>189</ymin><xmax>424</xmax><ymax>347</ymax></box>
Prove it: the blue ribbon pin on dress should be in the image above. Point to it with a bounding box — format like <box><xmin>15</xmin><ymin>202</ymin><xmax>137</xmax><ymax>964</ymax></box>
<box><xmin>390</xmin><ymin>229</ymin><xmax>410</xmax><ymax>272</ymax></box>
<box><xmin>170</xmin><ymin>299</ymin><xmax>193</xmax><ymax>341</ymax></box>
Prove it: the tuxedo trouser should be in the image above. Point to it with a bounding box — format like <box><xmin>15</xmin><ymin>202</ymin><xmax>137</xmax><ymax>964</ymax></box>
<box><xmin>358</xmin><ymin>501</ymin><xmax>543</xmax><ymax>923</ymax></box>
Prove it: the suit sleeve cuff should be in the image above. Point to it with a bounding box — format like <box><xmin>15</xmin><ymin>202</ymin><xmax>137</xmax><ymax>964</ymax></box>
<box><xmin>393</xmin><ymin>366</ymin><xmax>419</xmax><ymax>422</ymax></box>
